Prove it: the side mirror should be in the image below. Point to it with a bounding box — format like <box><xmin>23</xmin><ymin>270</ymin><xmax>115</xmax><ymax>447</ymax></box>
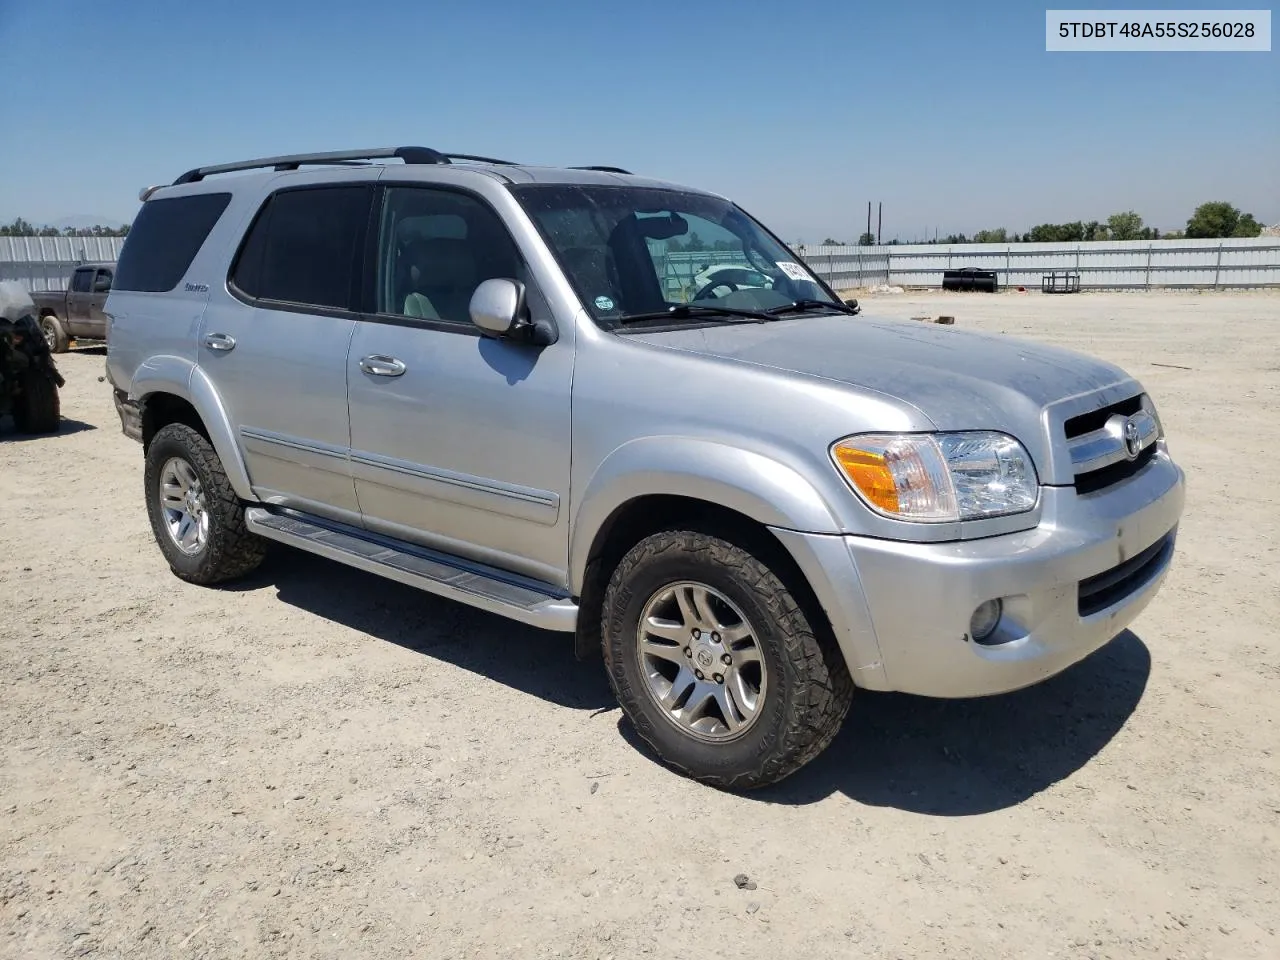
<box><xmin>469</xmin><ymin>278</ymin><xmax>557</xmax><ymax>345</ymax></box>
<box><xmin>94</xmin><ymin>278</ymin><xmax>111</xmax><ymax>293</ymax></box>
<box><xmin>470</xmin><ymin>278</ymin><xmax>523</xmax><ymax>336</ymax></box>
<box><xmin>843</xmin><ymin>298</ymin><xmax>861</xmax><ymax>314</ymax></box>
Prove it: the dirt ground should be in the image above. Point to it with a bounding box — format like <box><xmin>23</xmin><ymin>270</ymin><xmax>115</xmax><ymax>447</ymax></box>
<box><xmin>2</xmin><ymin>290</ymin><xmax>1277</xmax><ymax>960</ymax></box>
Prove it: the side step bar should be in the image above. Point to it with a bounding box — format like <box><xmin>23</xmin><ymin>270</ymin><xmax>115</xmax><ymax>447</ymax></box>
<box><xmin>244</xmin><ymin>507</ymin><xmax>578</xmax><ymax>632</ymax></box>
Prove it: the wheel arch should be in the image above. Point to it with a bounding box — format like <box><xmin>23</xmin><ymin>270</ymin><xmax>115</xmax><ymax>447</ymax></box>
<box><xmin>133</xmin><ymin>361</ymin><xmax>254</xmax><ymax>500</ymax></box>
<box><xmin>568</xmin><ymin>440</ymin><xmax>886</xmax><ymax>681</ymax></box>
<box><xmin>570</xmin><ymin>438</ymin><xmax>843</xmax><ymax>595</ymax></box>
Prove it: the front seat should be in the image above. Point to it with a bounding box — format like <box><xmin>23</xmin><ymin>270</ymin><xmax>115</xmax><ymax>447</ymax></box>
<box><xmin>397</xmin><ymin>238</ymin><xmax>441</xmax><ymax>320</ymax></box>
<box><xmin>415</xmin><ymin>239</ymin><xmax>479</xmax><ymax>323</ymax></box>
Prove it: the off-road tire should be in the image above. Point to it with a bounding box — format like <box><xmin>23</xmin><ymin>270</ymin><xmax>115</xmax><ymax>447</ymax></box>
<box><xmin>12</xmin><ymin>373</ymin><xmax>60</xmax><ymax>434</ymax></box>
<box><xmin>40</xmin><ymin>315</ymin><xmax>69</xmax><ymax>353</ymax></box>
<box><xmin>602</xmin><ymin>529</ymin><xmax>853</xmax><ymax>790</ymax></box>
<box><xmin>144</xmin><ymin>423</ymin><xmax>266</xmax><ymax>584</ymax></box>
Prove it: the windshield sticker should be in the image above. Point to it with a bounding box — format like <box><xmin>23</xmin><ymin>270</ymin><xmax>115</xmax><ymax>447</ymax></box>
<box><xmin>775</xmin><ymin>261</ymin><xmax>812</xmax><ymax>282</ymax></box>
<box><xmin>594</xmin><ymin>295</ymin><xmax>615</xmax><ymax>311</ymax></box>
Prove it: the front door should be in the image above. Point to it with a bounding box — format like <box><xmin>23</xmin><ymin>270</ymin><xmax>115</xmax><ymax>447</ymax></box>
<box><xmin>197</xmin><ymin>179</ymin><xmax>374</xmax><ymax>523</ymax></box>
<box><xmin>87</xmin><ymin>267</ymin><xmax>112</xmax><ymax>337</ymax></box>
<box><xmin>67</xmin><ymin>267</ymin><xmax>94</xmax><ymax>333</ymax></box>
<box><xmin>346</xmin><ymin>184</ymin><xmax>574</xmax><ymax>585</ymax></box>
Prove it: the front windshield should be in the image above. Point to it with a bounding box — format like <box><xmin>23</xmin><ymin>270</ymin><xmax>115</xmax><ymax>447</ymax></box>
<box><xmin>509</xmin><ymin>184</ymin><xmax>839</xmax><ymax>326</ymax></box>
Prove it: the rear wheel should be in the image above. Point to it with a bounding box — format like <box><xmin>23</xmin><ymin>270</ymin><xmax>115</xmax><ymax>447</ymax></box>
<box><xmin>144</xmin><ymin>423</ymin><xmax>266</xmax><ymax>584</ymax></box>
<box><xmin>602</xmin><ymin>529</ymin><xmax>853</xmax><ymax>790</ymax></box>
<box><xmin>12</xmin><ymin>373</ymin><xmax>60</xmax><ymax>433</ymax></box>
<box><xmin>40</xmin><ymin>315</ymin><xmax>69</xmax><ymax>353</ymax></box>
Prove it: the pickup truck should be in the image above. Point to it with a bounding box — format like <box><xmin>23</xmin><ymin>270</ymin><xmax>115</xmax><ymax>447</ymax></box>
<box><xmin>32</xmin><ymin>261</ymin><xmax>115</xmax><ymax>353</ymax></box>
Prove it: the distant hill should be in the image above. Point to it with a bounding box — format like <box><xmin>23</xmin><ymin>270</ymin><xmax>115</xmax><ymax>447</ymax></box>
<box><xmin>51</xmin><ymin>215</ymin><xmax>129</xmax><ymax>231</ymax></box>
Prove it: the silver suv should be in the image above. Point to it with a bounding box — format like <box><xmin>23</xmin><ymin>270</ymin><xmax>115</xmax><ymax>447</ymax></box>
<box><xmin>105</xmin><ymin>147</ymin><xmax>1185</xmax><ymax>789</ymax></box>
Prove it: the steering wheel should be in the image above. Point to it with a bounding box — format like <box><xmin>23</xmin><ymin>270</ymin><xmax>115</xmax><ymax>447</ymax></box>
<box><xmin>692</xmin><ymin>279</ymin><xmax>740</xmax><ymax>301</ymax></box>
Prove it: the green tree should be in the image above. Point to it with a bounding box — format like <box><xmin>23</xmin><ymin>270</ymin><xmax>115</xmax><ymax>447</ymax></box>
<box><xmin>683</xmin><ymin>231</ymin><xmax>706</xmax><ymax>252</ymax></box>
<box><xmin>1107</xmin><ymin>211</ymin><xmax>1145</xmax><ymax>241</ymax></box>
<box><xmin>857</xmin><ymin>231</ymin><xmax>875</xmax><ymax>246</ymax></box>
<box><xmin>1233</xmin><ymin>213</ymin><xmax>1263</xmax><ymax>237</ymax></box>
<box><xmin>1028</xmin><ymin>221</ymin><xmax>1085</xmax><ymax>243</ymax></box>
<box><xmin>1082</xmin><ymin>221</ymin><xmax>1106</xmax><ymax>242</ymax></box>
<box><xmin>973</xmin><ymin>228</ymin><xmax>1008</xmax><ymax>243</ymax></box>
<box><xmin>1185</xmin><ymin>201</ymin><xmax>1263</xmax><ymax>238</ymax></box>
<box><xmin>0</xmin><ymin>217</ymin><xmax>35</xmax><ymax>236</ymax></box>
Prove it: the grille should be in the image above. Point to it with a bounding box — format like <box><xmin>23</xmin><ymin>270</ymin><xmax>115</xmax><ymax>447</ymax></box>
<box><xmin>1064</xmin><ymin>393</ymin><xmax>1158</xmax><ymax>495</ymax></box>
<box><xmin>1064</xmin><ymin>394</ymin><xmax>1144</xmax><ymax>440</ymax></box>
<box><xmin>1078</xmin><ymin>531</ymin><xmax>1174</xmax><ymax>618</ymax></box>
<box><xmin>1075</xmin><ymin>445</ymin><xmax>1157</xmax><ymax>494</ymax></box>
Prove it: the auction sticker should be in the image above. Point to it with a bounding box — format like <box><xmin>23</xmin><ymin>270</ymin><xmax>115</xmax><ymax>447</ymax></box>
<box><xmin>776</xmin><ymin>261</ymin><xmax>813</xmax><ymax>282</ymax></box>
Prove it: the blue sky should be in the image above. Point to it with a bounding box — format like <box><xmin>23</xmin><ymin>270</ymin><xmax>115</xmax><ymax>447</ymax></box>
<box><xmin>0</xmin><ymin>0</ymin><xmax>1275</xmax><ymax>240</ymax></box>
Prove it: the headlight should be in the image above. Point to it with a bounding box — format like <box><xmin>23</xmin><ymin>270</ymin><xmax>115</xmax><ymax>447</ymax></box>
<box><xmin>831</xmin><ymin>432</ymin><xmax>1038</xmax><ymax>522</ymax></box>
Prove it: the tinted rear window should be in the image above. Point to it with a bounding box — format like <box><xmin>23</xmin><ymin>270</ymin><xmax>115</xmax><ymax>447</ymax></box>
<box><xmin>230</xmin><ymin>186</ymin><xmax>370</xmax><ymax>310</ymax></box>
<box><xmin>113</xmin><ymin>192</ymin><xmax>231</xmax><ymax>292</ymax></box>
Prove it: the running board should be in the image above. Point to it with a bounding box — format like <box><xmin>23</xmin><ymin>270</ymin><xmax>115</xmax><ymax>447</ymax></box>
<box><xmin>244</xmin><ymin>507</ymin><xmax>578</xmax><ymax>632</ymax></box>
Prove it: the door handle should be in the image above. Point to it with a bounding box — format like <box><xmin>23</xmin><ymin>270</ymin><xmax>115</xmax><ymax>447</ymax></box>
<box><xmin>203</xmin><ymin>332</ymin><xmax>236</xmax><ymax>352</ymax></box>
<box><xmin>359</xmin><ymin>355</ymin><xmax>407</xmax><ymax>377</ymax></box>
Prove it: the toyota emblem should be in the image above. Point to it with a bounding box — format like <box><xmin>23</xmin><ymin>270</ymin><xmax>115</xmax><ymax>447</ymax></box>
<box><xmin>1123</xmin><ymin>417</ymin><xmax>1143</xmax><ymax>459</ymax></box>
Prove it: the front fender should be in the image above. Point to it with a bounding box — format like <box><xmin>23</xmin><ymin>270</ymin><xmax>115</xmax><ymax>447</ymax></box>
<box><xmin>131</xmin><ymin>356</ymin><xmax>255</xmax><ymax>501</ymax></box>
<box><xmin>569</xmin><ymin>436</ymin><xmax>843</xmax><ymax>593</ymax></box>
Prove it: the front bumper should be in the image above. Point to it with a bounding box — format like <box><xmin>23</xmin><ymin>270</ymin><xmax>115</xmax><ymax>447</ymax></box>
<box><xmin>778</xmin><ymin>450</ymin><xmax>1185</xmax><ymax>698</ymax></box>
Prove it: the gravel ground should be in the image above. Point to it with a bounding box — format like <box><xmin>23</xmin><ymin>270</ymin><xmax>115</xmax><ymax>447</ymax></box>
<box><xmin>2</xmin><ymin>290</ymin><xmax>1277</xmax><ymax>959</ymax></box>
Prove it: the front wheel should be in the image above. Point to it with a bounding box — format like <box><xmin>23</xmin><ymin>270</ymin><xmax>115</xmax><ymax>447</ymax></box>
<box><xmin>602</xmin><ymin>529</ymin><xmax>853</xmax><ymax>790</ymax></box>
<box><xmin>144</xmin><ymin>423</ymin><xmax>267</xmax><ymax>584</ymax></box>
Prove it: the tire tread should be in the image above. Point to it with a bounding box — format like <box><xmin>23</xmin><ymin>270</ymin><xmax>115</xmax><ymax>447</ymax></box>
<box><xmin>145</xmin><ymin>423</ymin><xmax>266</xmax><ymax>584</ymax></box>
<box><xmin>13</xmin><ymin>374</ymin><xmax>60</xmax><ymax>433</ymax></box>
<box><xmin>603</xmin><ymin>529</ymin><xmax>853</xmax><ymax>790</ymax></box>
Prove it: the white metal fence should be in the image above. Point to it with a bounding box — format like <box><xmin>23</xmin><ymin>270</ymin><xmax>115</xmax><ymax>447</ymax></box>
<box><xmin>794</xmin><ymin>236</ymin><xmax>1280</xmax><ymax>291</ymax></box>
<box><xmin>0</xmin><ymin>236</ymin><xmax>128</xmax><ymax>292</ymax></box>
<box><xmin>1</xmin><ymin>234</ymin><xmax>1277</xmax><ymax>295</ymax></box>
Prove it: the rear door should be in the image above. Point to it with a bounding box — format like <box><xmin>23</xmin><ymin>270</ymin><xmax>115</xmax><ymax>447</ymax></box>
<box><xmin>197</xmin><ymin>178</ymin><xmax>374</xmax><ymax>523</ymax></box>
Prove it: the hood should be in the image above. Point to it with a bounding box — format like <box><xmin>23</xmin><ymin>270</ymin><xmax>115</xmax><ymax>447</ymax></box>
<box><xmin>630</xmin><ymin>312</ymin><xmax>1132</xmax><ymax>440</ymax></box>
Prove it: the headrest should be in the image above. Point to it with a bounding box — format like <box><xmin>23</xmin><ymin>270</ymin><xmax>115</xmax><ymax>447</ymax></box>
<box><xmin>406</xmin><ymin>238</ymin><xmax>478</xmax><ymax>290</ymax></box>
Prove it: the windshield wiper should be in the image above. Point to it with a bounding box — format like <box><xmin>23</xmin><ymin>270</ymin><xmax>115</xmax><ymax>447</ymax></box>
<box><xmin>616</xmin><ymin>303</ymin><xmax>775</xmax><ymax>325</ymax></box>
<box><xmin>765</xmin><ymin>298</ymin><xmax>860</xmax><ymax>317</ymax></box>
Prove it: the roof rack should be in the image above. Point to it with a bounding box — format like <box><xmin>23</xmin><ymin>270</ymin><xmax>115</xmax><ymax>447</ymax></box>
<box><xmin>170</xmin><ymin>147</ymin><xmax>634</xmax><ymax>186</ymax></box>
<box><xmin>172</xmin><ymin>146</ymin><xmax>450</xmax><ymax>185</ymax></box>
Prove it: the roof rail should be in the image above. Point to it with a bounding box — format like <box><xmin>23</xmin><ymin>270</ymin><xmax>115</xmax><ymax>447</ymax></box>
<box><xmin>445</xmin><ymin>153</ymin><xmax>517</xmax><ymax>165</ymax></box>
<box><xmin>172</xmin><ymin>146</ymin><xmax>449</xmax><ymax>185</ymax></box>
<box><xmin>570</xmin><ymin>165</ymin><xmax>633</xmax><ymax>175</ymax></box>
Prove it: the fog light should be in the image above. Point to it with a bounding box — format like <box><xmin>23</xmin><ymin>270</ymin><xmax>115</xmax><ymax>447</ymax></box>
<box><xmin>969</xmin><ymin>599</ymin><xmax>1003</xmax><ymax>643</ymax></box>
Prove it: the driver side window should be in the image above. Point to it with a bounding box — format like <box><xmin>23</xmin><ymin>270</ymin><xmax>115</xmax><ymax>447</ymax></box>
<box><xmin>375</xmin><ymin>187</ymin><xmax>525</xmax><ymax>326</ymax></box>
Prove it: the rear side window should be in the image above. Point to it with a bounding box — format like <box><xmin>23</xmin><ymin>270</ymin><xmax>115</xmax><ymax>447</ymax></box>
<box><xmin>114</xmin><ymin>192</ymin><xmax>231</xmax><ymax>292</ymax></box>
<box><xmin>230</xmin><ymin>186</ymin><xmax>370</xmax><ymax>311</ymax></box>
<box><xmin>70</xmin><ymin>269</ymin><xmax>93</xmax><ymax>293</ymax></box>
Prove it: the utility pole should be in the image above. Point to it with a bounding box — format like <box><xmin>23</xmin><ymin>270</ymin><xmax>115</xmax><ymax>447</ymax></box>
<box><xmin>877</xmin><ymin>203</ymin><xmax>882</xmax><ymax>245</ymax></box>
<box><xmin>866</xmin><ymin>201</ymin><xmax>871</xmax><ymax>243</ymax></box>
